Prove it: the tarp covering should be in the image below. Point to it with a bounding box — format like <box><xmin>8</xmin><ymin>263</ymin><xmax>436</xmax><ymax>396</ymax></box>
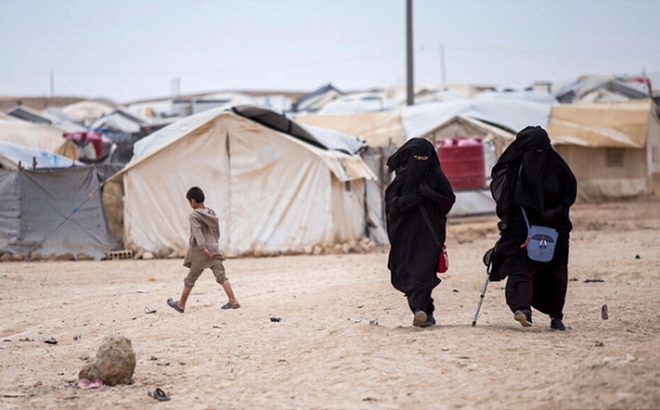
<box><xmin>0</xmin><ymin>121</ymin><xmax>78</xmax><ymax>159</ymax></box>
<box><xmin>0</xmin><ymin>141</ymin><xmax>81</xmax><ymax>169</ymax></box>
<box><xmin>0</xmin><ymin>167</ymin><xmax>118</xmax><ymax>259</ymax></box>
<box><xmin>555</xmin><ymin>77</ymin><xmax>649</xmax><ymax>104</ymax></box>
<box><xmin>114</xmin><ymin>111</ymin><xmax>376</xmax><ymax>256</ymax></box>
<box><xmin>548</xmin><ymin>100</ymin><xmax>653</xmax><ymax>148</ymax></box>
<box><xmin>317</xmin><ymin>93</ymin><xmax>396</xmax><ymax>115</ymax></box>
<box><xmin>62</xmin><ymin>101</ymin><xmax>114</xmax><ymax>123</ymax></box>
<box><xmin>401</xmin><ymin>99</ymin><xmax>553</xmax><ymax>139</ymax></box>
<box><xmin>549</xmin><ymin>100</ymin><xmax>660</xmax><ymax>201</ymax></box>
<box><xmin>296</xmin><ymin>111</ymin><xmax>406</xmax><ymax>148</ymax></box>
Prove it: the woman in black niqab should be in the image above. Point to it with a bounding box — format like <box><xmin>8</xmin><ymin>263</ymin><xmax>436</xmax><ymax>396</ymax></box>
<box><xmin>489</xmin><ymin>126</ymin><xmax>577</xmax><ymax>330</ymax></box>
<box><xmin>385</xmin><ymin>138</ymin><xmax>456</xmax><ymax>327</ymax></box>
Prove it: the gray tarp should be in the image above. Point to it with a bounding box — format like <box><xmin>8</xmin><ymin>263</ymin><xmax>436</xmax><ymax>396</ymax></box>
<box><xmin>0</xmin><ymin>167</ymin><xmax>119</xmax><ymax>259</ymax></box>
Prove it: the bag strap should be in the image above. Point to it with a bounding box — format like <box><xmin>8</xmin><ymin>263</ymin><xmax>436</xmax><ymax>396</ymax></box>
<box><xmin>418</xmin><ymin>204</ymin><xmax>441</xmax><ymax>248</ymax></box>
<box><xmin>517</xmin><ymin>163</ymin><xmax>531</xmax><ymax>231</ymax></box>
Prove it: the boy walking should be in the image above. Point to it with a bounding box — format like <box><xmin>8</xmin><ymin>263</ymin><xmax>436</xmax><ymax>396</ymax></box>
<box><xmin>167</xmin><ymin>187</ymin><xmax>240</xmax><ymax>313</ymax></box>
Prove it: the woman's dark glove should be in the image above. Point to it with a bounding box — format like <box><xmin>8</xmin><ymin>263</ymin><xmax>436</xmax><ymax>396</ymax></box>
<box><xmin>397</xmin><ymin>194</ymin><xmax>424</xmax><ymax>212</ymax></box>
<box><xmin>540</xmin><ymin>206</ymin><xmax>564</xmax><ymax>222</ymax></box>
<box><xmin>418</xmin><ymin>183</ymin><xmax>434</xmax><ymax>198</ymax></box>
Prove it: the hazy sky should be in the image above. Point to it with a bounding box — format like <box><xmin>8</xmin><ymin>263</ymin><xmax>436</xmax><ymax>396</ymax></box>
<box><xmin>1</xmin><ymin>0</ymin><xmax>659</xmax><ymax>103</ymax></box>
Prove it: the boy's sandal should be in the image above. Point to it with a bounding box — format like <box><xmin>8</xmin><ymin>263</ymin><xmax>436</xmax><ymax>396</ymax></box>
<box><xmin>148</xmin><ymin>387</ymin><xmax>171</xmax><ymax>401</ymax></box>
<box><xmin>167</xmin><ymin>299</ymin><xmax>184</xmax><ymax>314</ymax></box>
<box><xmin>221</xmin><ymin>302</ymin><xmax>241</xmax><ymax>310</ymax></box>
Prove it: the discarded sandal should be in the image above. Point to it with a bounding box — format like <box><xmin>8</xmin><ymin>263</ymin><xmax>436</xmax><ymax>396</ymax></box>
<box><xmin>221</xmin><ymin>302</ymin><xmax>240</xmax><ymax>310</ymax></box>
<box><xmin>148</xmin><ymin>388</ymin><xmax>170</xmax><ymax>401</ymax></box>
<box><xmin>166</xmin><ymin>299</ymin><xmax>184</xmax><ymax>314</ymax></box>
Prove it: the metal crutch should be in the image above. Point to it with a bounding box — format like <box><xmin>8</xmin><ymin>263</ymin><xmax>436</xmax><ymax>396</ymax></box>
<box><xmin>472</xmin><ymin>235</ymin><xmax>500</xmax><ymax>327</ymax></box>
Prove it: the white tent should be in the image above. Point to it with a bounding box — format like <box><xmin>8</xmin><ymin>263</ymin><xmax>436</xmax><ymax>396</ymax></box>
<box><xmin>0</xmin><ymin>120</ymin><xmax>78</xmax><ymax>159</ymax></box>
<box><xmin>111</xmin><ymin>107</ymin><xmax>378</xmax><ymax>256</ymax></box>
<box><xmin>62</xmin><ymin>101</ymin><xmax>115</xmax><ymax>124</ymax></box>
<box><xmin>318</xmin><ymin>92</ymin><xmax>396</xmax><ymax>115</ymax></box>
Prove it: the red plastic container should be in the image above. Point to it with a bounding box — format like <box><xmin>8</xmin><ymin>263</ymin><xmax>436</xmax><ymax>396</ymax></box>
<box><xmin>436</xmin><ymin>137</ymin><xmax>486</xmax><ymax>190</ymax></box>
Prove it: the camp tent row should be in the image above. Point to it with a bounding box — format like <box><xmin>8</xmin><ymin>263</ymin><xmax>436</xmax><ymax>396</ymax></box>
<box><xmin>109</xmin><ymin>105</ymin><xmax>384</xmax><ymax>257</ymax></box>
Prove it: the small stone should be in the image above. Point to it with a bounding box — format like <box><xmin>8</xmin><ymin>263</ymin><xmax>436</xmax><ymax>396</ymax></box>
<box><xmin>369</xmin><ymin>320</ymin><xmax>379</xmax><ymax>326</ymax></box>
<box><xmin>76</xmin><ymin>253</ymin><xmax>94</xmax><ymax>261</ymax></box>
<box><xmin>441</xmin><ymin>347</ymin><xmax>450</xmax><ymax>351</ymax></box>
<box><xmin>624</xmin><ymin>354</ymin><xmax>636</xmax><ymax>362</ymax></box>
<box><xmin>601</xmin><ymin>304</ymin><xmax>609</xmax><ymax>320</ymax></box>
<box><xmin>80</xmin><ymin>354</ymin><xmax>90</xmax><ymax>361</ymax></box>
<box><xmin>142</xmin><ymin>252</ymin><xmax>154</xmax><ymax>260</ymax></box>
<box><xmin>150</xmin><ymin>356</ymin><xmax>158</xmax><ymax>361</ymax></box>
<box><xmin>452</xmin><ymin>288</ymin><xmax>459</xmax><ymax>293</ymax></box>
<box><xmin>55</xmin><ymin>253</ymin><xmax>75</xmax><ymax>261</ymax></box>
<box><xmin>11</xmin><ymin>252</ymin><xmax>25</xmax><ymax>262</ymax></box>
<box><xmin>168</xmin><ymin>251</ymin><xmax>180</xmax><ymax>259</ymax></box>
<box><xmin>43</xmin><ymin>253</ymin><xmax>57</xmax><ymax>262</ymax></box>
<box><xmin>312</xmin><ymin>245</ymin><xmax>323</xmax><ymax>255</ymax></box>
<box><xmin>133</xmin><ymin>249</ymin><xmax>144</xmax><ymax>260</ymax></box>
<box><xmin>342</xmin><ymin>243</ymin><xmax>351</xmax><ymax>254</ymax></box>
<box><xmin>303</xmin><ymin>246</ymin><xmax>313</xmax><ymax>255</ymax></box>
<box><xmin>635</xmin><ymin>254</ymin><xmax>641</xmax><ymax>259</ymax></box>
<box><xmin>28</xmin><ymin>253</ymin><xmax>43</xmax><ymax>262</ymax></box>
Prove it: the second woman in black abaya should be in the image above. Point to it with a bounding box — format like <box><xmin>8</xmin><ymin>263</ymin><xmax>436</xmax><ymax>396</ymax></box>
<box><xmin>385</xmin><ymin>138</ymin><xmax>455</xmax><ymax>327</ymax></box>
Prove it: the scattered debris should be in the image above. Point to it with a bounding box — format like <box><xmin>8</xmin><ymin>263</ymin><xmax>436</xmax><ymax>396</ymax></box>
<box><xmin>137</xmin><ymin>289</ymin><xmax>148</xmax><ymax>294</ymax></box>
<box><xmin>148</xmin><ymin>388</ymin><xmax>171</xmax><ymax>401</ymax></box>
<box><xmin>369</xmin><ymin>319</ymin><xmax>379</xmax><ymax>326</ymax></box>
<box><xmin>157</xmin><ymin>362</ymin><xmax>171</xmax><ymax>367</ymax></box>
<box><xmin>55</xmin><ymin>253</ymin><xmax>75</xmax><ymax>261</ymax></box>
<box><xmin>270</xmin><ymin>317</ymin><xmax>281</xmax><ymax>322</ymax></box>
<box><xmin>147</xmin><ymin>276</ymin><xmax>156</xmax><ymax>282</ymax></box>
<box><xmin>142</xmin><ymin>252</ymin><xmax>154</xmax><ymax>260</ymax></box>
<box><xmin>11</xmin><ymin>252</ymin><xmax>25</xmax><ymax>262</ymax></box>
<box><xmin>584</xmin><ymin>279</ymin><xmax>604</xmax><ymax>283</ymax></box>
<box><xmin>44</xmin><ymin>337</ymin><xmax>58</xmax><ymax>345</ymax></box>
<box><xmin>18</xmin><ymin>337</ymin><xmax>34</xmax><ymax>342</ymax></box>
<box><xmin>363</xmin><ymin>397</ymin><xmax>377</xmax><ymax>402</ymax></box>
<box><xmin>79</xmin><ymin>334</ymin><xmax>136</xmax><ymax>386</ymax></box>
<box><xmin>278</xmin><ymin>359</ymin><xmax>286</xmax><ymax>362</ymax></box>
<box><xmin>568</xmin><ymin>278</ymin><xmax>578</xmax><ymax>282</ymax></box>
<box><xmin>452</xmin><ymin>288</ymin><xmax>459</xmax><ymax>293</ymax></box>
<box><xmin>3</xmin><ymin>339</ymin><xmax>11</xmax><ymax>342</ymax></box>
<box><xmin>458</xmin><ymin>356</ymin><xmax>470</xmax><ymax>360</ymax></box>
<box><xmin>601</xmin><ymin>304</ymin><xmax>609</xmax><ymax>320</ymax></box>
<box><xmin>74</xmin><ymin>335</ymin><xmax>82</xmax><ymax>341</ymax></box>
<box><xmin>635</xmin><ymin>255</ymin><xmax>641</xmax><ymax>259</ymax></box>
<box><xmin>150</xmin><ymin>356</ymin><xmax>158</xmax><ymax>361</ymax></box>
<box><xmin>78</xmin><ymin>378</ymin><xmax>104</xmax><ymax>390</ymax></box>
<box><xmin>595</xmin><ymin>341</ymin><xmax>604</xmax><ymax>347</ymax></box>
<box><xmin>144</xmin><ymin>306</ymin><xmax>157</xmax><ymax>314</ymax></box>
<box><xmin>357</xmin><ymin>305</ymin><xmax>364</xmax><ymax>309</ymax></box>
<box><xmin>76</xmin><ymin>253</ymin><xmax>94</xmax><ymax>261</ymax></box>
<box><xmin>3</xmin><ymin>392</ymin><xmax>27</xmax><ymax>398</ymax></box>
<box><xmin>80</xmin><ymin>354</ymin><xmax>91</xmax><ymax>361</ymax></box>
<box><xmin>441</xmin><ymin>347</ymin><xmax>450</xmax><ymax>351</ymax></box>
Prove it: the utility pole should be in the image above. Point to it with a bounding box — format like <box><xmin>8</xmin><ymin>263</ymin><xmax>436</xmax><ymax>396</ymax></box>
<box><xmin>171</xmin><ymin>77</ymin><xmax>181</xmax><ymax>98</ymax></box>
<box><xmin>49</xmin><ymin>69</ymin><xmax>54</xmax><ymax>97</ymax></box>
<box><xmin>406</xmin><ymin>0</ymin><xmax>414</xmax><ymax>106</ymax></box>
<box><xmin>439</xmin><ymin>44</ymin><xmax>447</xmax><ymax>89</ymax></box>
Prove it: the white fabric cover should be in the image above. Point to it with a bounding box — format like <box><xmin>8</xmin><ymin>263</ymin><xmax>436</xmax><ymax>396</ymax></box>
<box><xmin>401</xmin><ymin>100</ymin><xmax>553</xmax><ymax>139</ymax></box>
<box><xmin>0</xmin><ymin>121</ymin><xmax>78</xmax><ymax>159</ymax></box>
<box><xmin>117</xmin><ymin>112</ymin><xmax>375</xmax><ymax>256</ymax></box>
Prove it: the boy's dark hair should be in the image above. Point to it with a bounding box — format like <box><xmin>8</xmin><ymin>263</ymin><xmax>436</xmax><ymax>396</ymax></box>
<box><xmin>186</xmin><ymin>187</ymin><xmax>205</xmax><ymax>203</ymax></box>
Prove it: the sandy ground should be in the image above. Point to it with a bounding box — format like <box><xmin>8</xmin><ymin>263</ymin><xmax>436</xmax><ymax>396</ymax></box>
<box><xmin>1</xmin><ymin>199</ymin><xmax>659</xmax><ymax>410</ymax></box>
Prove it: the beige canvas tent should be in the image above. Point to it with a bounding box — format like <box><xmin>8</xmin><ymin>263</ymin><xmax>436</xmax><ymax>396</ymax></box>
<box><xmin>296</xmin><ymin>111</ymin><xmax>406</xmax><ymax>147</ymax></box>
<box><xmin>62</xmin><ymin>101</ymin><xmax>114</xmax><ymax>124</ymax></box>
<box><xmin>0</xmin><ymin>120</ymin><xmax>78</xmax><ymax>160</ymax></box>
<box><xmin>547</xmin><ymin>99</ymin><xmax>660</xmax><ymax>201</ymax></box>
<box><xmin>109</xmin><ymin>108</ymin><xmax>378</xmax><ymax>257</ymax></box>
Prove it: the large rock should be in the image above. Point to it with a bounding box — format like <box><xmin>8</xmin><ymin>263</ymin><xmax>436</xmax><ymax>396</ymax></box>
<box><xmin>56</xmin><ymin>253</ymin><xmax>75</xmax><ymax>261</ymax></box>
<box><xmin>79</xmin><ymin>334</ymin><xmax>136</xmax><ymax>386</ymax></box>
<box><xmin>11</xmin><ymin>252</ymin><xmax>25</xmax><ymax>262</ymax></box>
<box><xmin>0</xmin><ymin>253</ymin><xmax>12</xmax><ymax>262</ymax></box>
<box><xmin>76</xmin><ymin>253</ymin><xmax>95</xmax><ymax>261</ymax></box>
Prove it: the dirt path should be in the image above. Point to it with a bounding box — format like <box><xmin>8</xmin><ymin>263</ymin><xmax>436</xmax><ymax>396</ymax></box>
<box><xmin>1</xmin><ymin>199</ymin><xmax>659</xmax><ymax>409</ymax></box>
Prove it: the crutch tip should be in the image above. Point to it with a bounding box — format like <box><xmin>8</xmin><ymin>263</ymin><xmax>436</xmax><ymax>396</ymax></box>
<box><xmin>471</xmin><ymin>321</ymin><xmax>476</xmax><ymax>327</ymax></box>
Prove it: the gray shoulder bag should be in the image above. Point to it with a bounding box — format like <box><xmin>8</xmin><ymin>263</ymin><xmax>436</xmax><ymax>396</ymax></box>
<box><xmin>518</xmin><ymin>164</ymin><xmax>558</xmax><ymax>262</ymax></box>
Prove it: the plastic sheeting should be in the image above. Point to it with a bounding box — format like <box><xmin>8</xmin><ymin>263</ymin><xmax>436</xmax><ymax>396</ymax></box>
<box><xmin>0</xmin><ymin>167</ymin><xmax>119</xmax><ymax>259</ymax></box>
<box><xmin>114</xmin><ymin>112</ymin><xmax>376</xmax><ymax>256</ymax></box>
<box><xmin>0</xmin><ymin>141</ymin><xmax>81</xmax><ymax>169</ymax></box>
<box><xmin>401</xmin><ymin>99</ymin><xmax>553</xmax><ymax>139</ymax></box>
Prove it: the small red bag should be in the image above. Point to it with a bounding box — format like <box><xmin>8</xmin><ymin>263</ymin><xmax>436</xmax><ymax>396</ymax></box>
<box><xmin>438</xmin><ymin>245</ymin><xmax>449</xmax><ymax>273</ymax></box>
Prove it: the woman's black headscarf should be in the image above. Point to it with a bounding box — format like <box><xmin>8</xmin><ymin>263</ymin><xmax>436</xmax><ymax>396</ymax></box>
<box><xmin>385</xmin><ymin>138</ymin><xmax>455</xmax><ymax>294</ymax></box>
<box><xmin>488</xmin><ymin>126</ymin><xmax>577</xmax><ymax>280</ymax></box>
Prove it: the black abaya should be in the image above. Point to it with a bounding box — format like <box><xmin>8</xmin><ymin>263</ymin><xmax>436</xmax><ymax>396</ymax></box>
<box><xmin>385</xmin><ymin>138</ymin><xmax>456</xmax><ymax>315</ymax></box>
<box><xmin>489</xmin><ymin>126</ymin><xmax>577</xmax><ymax>319</ymax></box>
